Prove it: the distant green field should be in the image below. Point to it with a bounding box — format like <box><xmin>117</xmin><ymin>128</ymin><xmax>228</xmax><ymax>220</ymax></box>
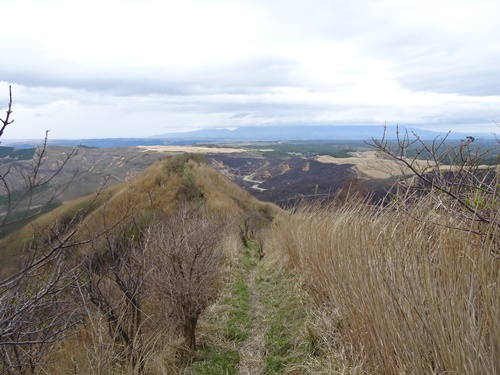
<box><xmin>199</xmin><ymin>140</ymin><xmax>371</xmax><ymax>158</ymax></box>
<box><xmin>199</xmin><ymin>139</ymin><xmax>500</xmax><ymax>166</ymax></box>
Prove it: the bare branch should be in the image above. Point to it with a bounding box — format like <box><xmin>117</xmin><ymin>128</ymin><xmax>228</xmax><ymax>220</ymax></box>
<box><xmin>0</xmin><ymin>87</ymin><xmax>133</xmax><ymax>373</ymax></box>
<box><xmin>0</xmin><ymin>85</ymin><xmax>14</xmax><ymax>140</ymax></box>
<box><xmin>368</xmin><ymin>125</ymin><xmax>500</xmax><ymax>257</ymax></box>
<box><xmin>146</xmin><ymin>205</ymin><xmax>227</xmax><ymax>350</ymax></box>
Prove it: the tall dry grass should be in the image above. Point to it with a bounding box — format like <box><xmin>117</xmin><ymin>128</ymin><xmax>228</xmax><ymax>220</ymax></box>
<box><xmin>265</xmin><ymin>199</ymin><xmax>499</xmax><ymax>374</ymax></box>
<box><xmin>193</xmin><ymin>161</ymin><xmax>281</xmax><ymax>219</ymax></box>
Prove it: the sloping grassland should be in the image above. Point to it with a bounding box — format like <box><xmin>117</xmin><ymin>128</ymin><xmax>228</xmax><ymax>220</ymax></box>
<box><xmin>1</xmin><ymin>153</ymin><xmax>498</xmax><ymax>374</ymax></box>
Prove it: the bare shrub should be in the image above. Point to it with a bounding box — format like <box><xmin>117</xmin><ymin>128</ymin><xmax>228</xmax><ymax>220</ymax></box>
<box><xmin>238</xmin><ymin>204</ymin><xmax>274</xmax><ymax>258</ymax></box>
<box><xmin>369</xmin><ymin>125</ymin><xmax>500</xmax><ymax>257</ymax></box>
<box><xmin>0</xmin><ymin>241</ymin><xmax>79</xmax><ymax>374</ymax></box>
<box><xmin>1</xmin><ymin>91</ymin><xmax>83</xmax><ymax>235</ymax></box>
<box><xmin>146</xmin><ymin>205</ymin><xmax>227</xmax><ymax>350</ymax></box>
<box><xmin>175</xmin><ymin>163</ymin><xmax>204</xmax><ymax>203</ymax></box>
<box><xmin>79</xmin><ymin>216</ymin><xmax>150</xmax><ymax>373</ymax></box>
<box><xmin>0</xmin><ymin>87</ymin><xmax>123</xmax><ymax>374</ymax></box>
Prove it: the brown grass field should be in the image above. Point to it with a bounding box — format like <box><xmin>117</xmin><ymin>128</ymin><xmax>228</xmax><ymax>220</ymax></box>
<box><xmin>265</xmin><ymin>199</ymin><xmax>499</xmax><ymax>374</ymax></box>
<box><xmin>2</xmin><ymin>152</ymin><xmax>498</xmax><ymax>374</ymax></box>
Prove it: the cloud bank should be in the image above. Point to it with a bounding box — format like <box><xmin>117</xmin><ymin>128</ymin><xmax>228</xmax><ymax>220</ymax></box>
<box><xmin>1</xmin><ymin>0</ymin><xmax>499</xmax><ymax>139</ymax></box>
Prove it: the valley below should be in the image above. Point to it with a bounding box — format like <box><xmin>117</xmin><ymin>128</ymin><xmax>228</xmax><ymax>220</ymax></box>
<box><xmin>132</xmin><ymin>144</ymin><xmax>396</xmax><ymax>205</ymax></box>
<box><xmin>0</xmin><ymin>142</ymin><xmax>396</xmax><ymax>215</ymax></box>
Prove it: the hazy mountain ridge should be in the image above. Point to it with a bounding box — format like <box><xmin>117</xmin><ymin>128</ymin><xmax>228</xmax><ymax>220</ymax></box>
<box><xmin>152</xmin><ymin>125</ymin><xmax>488</xmax><ymax>141</ymax></box>
<box><xmin>2</xmin><ymin>125</ymin><xmax>492</xmax><ymax>148</ymax></box>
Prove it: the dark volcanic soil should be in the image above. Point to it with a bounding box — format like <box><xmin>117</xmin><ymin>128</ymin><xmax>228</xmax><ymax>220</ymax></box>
<box><xmin>207</xmin><ymin>154</ymin><xmax>357</xmax><ymax>206</ymax></box>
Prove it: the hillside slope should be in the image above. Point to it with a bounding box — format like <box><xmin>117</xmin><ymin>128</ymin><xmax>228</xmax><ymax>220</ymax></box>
<box><xmin>0</xmin><ymin>153</ymin><xmax>278</xmax><ymax>261</ymax></box>
<box><xmin>0</xmin><ymin>153</ymin><xmax>289</xmax><ymax>374</ymax></box>
<box><xmin>2</xmin><ymin>152</ymin><xmax>497</xmax><ymax>374</ymax></box>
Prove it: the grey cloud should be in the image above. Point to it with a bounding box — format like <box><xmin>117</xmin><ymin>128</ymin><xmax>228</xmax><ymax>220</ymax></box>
<box><xmin>349</xmin><ymin>3</ymin><xmax>500</xmax><ymax>96</ymax></box>
<box><xmin>256</xmin><ymin>0</ymin><xmax>500</xmax><ymax>97</ymax></box>
<box><xmin>364</xmin><ymin>27</ymin><xmax>500</xmax><ymax>96</ymax></box>
<box><xmin>1</xmin><ymin>53</ymin><xmax>301</xmax><ymax>98</ymax></box>
<box><xmin>2</xmin><ymin>0</ymin><xmax>499</xmax><ymax>138</ymax></box>
<box><xmin>392</xmin><ymin>54</ymin><xmax>500</xmax><ymax>96</ymax></box>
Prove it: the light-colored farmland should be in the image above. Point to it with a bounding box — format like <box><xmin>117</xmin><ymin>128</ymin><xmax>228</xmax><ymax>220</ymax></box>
<box><xmin>137</xmin><ymin>145</ymin><xmax>245</xmax><ymax>153</ymax></box>
<box><xmin>316</xmin><ymin>151</ymin><xmax>406</xmax><ymax>179</ymax></box>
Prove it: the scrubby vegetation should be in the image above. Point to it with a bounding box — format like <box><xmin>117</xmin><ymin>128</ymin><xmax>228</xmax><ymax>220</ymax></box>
<box><xmin>1</xmin><ymin>151</ymin><xmax>280</xmax><ymax>374</ymax></box>
<box><xmin>5</xmin><ymin>153</ymin><xmax>497</xmax><ymax>373</ymax></box>
<box><xmin>0</xmin><ymin>147</ymin><xmax>36</xmax><ymax>163</ymax></box>
<box><xmin>1</xmin><ymin>88</ymin><xmax>499</xmax><ymax>374</ymax></box>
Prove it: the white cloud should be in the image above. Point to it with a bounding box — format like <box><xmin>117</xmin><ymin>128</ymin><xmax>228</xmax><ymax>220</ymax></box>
<box><xmin>1</xmin><ymin>0</ymin><xmax>499</xmax><ymax>139</ymax></box>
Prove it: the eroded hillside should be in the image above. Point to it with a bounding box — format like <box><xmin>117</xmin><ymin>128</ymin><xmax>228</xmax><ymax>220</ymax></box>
<box><xmin>207</xmin><ymin>154</ymin><xmax>357</xmax><ymax>205</ymax></box>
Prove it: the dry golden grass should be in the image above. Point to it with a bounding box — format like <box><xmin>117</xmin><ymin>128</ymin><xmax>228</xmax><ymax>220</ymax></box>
<box><xmin>9</xmin><ymin>151</ymin><xmax>497</xmax><ymax>374</ymax></box>
<box><xmin>0</xmin><ymin>153</ymin><xmax>274</xmax><ymax>267</ymax></box>
<box><xmin>316</xmin><ymin>152</ymin><xmax>398</xmax><ymax>179</ymax></box>
<box><xmin>12</xmin><ymin>154</ymin><xmax>278</xmax><ymax>374</ymax></box>
<box><xmin>265</xmin><ymin>200</ymin><xmax>499</xmax><ymax>374</ymax></box>
<box><xmin>73</xmin><ymin>156</ymin><xmax>280</xmax><ymax>243</ymax></box>
<box><xmin>316</xmin><ymin>151</ymin><xmax>436</xmax><ymax>179</ymax></box>
<box><xmin>317</xmin><ymin>151</ymin><xmax>497</xmax><ymax>181</ymax></box>
<box><xmin>192</xmin><ymin>161</ymin><xmax>280</xmax><ymax>218</ymax></box>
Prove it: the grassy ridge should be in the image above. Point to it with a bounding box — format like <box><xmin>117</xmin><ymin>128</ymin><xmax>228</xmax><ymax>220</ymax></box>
<box><xmin>2</xmin><ymin>154</ymin><xmax>281</xmax><ymax>374</ymax></box>
<box><xmin>3</xmin><ymin>151</ymin><xmax>498</xmax><ymax>374</ymax></box>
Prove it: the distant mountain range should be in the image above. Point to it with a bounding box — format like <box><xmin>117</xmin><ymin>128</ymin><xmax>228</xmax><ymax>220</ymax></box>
<box><xmin>3</xmin><ymin>125</ymin><xmax>493</xmax><ymax>148</ymax></box>
<box><xmin>152</xmin><ymin>125</ymin><xmax>488</xmax><ymax>142</ymax></box>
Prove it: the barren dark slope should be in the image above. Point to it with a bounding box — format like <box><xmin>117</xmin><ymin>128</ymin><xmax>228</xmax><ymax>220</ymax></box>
<box><xmin>207</xmin><ymin>154</ymin><xmax>356</xmax><ymax>205</ymax></box>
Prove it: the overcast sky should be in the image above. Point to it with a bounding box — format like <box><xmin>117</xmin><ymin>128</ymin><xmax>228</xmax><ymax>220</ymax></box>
<box><xmin>1</xmin><ymin>0</ymin><xmax>499</xmax><ymax>139</ymax></box>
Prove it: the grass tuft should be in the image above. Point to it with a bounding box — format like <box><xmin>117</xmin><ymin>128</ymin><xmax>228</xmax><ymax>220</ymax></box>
<box><xmin>181</xmin><ymin>346</ymin><xmax>239</xmax><ymax>375</ymax></box>
<box><xmin>222</xmin><ymin>271</ymin><xmax>252</xmax><ymax>342</ymax></box>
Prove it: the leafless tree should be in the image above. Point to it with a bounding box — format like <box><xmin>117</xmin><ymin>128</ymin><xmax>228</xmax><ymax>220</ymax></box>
<box><xmin>0</xmin><ymin>86</ymin><xmax>121</xmax><ymax>374</ymax></box>
<box><xmin>0</xmin><ymin>86</ymin><xmax>85</xmax><ymax>234</ymax></box>
<box><xmin>0</xmin><ymin>192</ymin><xmax>126</xmax><ymax>374</ymax></box>
<box><xmin>147</xmin><ymin>206</ymin><xmax>227</xmax><ymax>350</ymax></box>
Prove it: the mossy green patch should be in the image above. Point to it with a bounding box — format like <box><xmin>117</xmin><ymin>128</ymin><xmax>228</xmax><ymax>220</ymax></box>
<box><xmin>182</xmin><ymin>346</ymin><xmax>239</xmax><ymax>375</ymax></box>
<box><xmin>221</xmin><ymin>269</ymin><xmax>252</xmax><ymax>342</ymax></box>
<box><xmin>258</xmin><ymin>263</ymin><xmax>312</xmax><ymax>374</ymax></box>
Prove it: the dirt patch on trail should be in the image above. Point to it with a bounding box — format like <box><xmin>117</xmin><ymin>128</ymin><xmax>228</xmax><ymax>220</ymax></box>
<box><xmin>236</xmin><ymin>266</ymin><xmax>266</xmax><ymax>375</ymax></box>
